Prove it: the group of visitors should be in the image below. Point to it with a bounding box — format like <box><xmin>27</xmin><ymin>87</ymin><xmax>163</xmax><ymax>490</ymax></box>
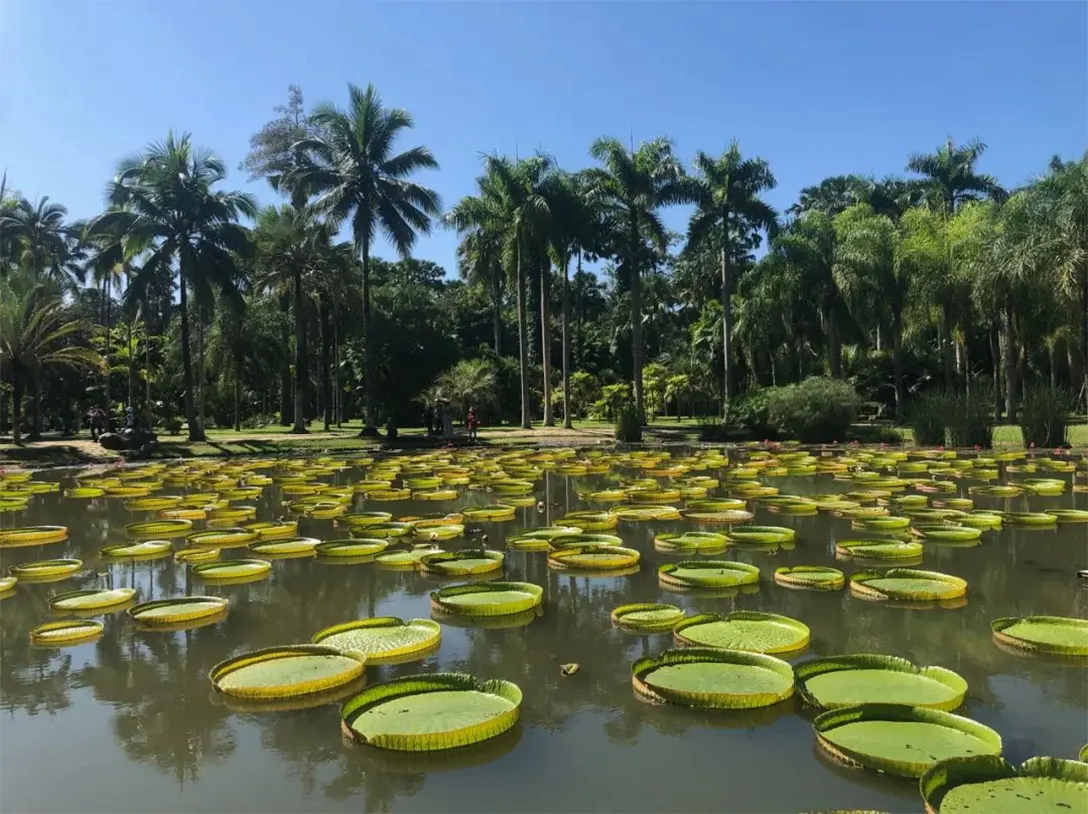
<box><xmin>422</xmin><ymin>402</ymin><xmax>479</xmax><ymax>441</ymax></box>
<box><xmin>85</xmin><ymin>405</ymin><xmax>136</xmax><ymax>441</ymax></box>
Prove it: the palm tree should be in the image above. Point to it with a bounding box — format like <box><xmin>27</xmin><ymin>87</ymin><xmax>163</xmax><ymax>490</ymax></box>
<box><xmin>455</xmin><ymin>225</ymin><xmax>505</xmax><ymax>356</ymax></box>
<box><xmin>436</xmin><ymin>357</ymin><xmax>498</xmax><ymax>418</ymax></box>
<box><xmin>290</xmin><ymin>82</ymin><xmax>440</xmax><ymax>435</ymax></box>
<box><xmin>586</xmin><ymin>137</ymin><xmax>691</xmax><ymax>421</ymax></box>
<box><xmin>907</xmin><ymin>137</ymin><xmax>1006</xmax><ymax>217</ymax></box>
<box><xmin>789</xmin><ymin>174</ymin><xmax>865</xmax><ymax>217</ymax></box>
<box><xmin>252</xmin><ymin>205</ymin><xmax>333</xmax><ymax>433</ymax></box>
<box><xmin>446</xmin><ymin>155</ymin><xmax>554</xmax><ymax>428</ymax></box>
<box><xmin>0</xmin><ymin>196</ymin><xmax>83</xmax><ymax>286</ymax></box>
<box><xmin>684</xmin><ymin>142</ymin><xmax>777</xmax><ymax>411</ymax></box>
<box><xmin>86</xmin><ymin>132</ymin><xmax>256</xmax><ymax>442</ymax></box>
<box><xmin>0</xmin><ymin>271</ymin><xmax>104</xmax><ymax>443</ymax></box>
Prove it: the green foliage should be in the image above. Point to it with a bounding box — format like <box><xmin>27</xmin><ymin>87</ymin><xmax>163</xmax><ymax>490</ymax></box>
<box><xmin>1019</xmin><ymin>386</ymin><xmax>1073</xmax><ymax>448</ymax></box>
<box><xmin>567</xmin><ymin>371</ymin><xmax>600</xmax><ymax>420</ymax></box>
<box><xmin>614</xmin><ymin>402</ymin><xmax>641</xmax><ymax>442</ymax></box>
<box><xmin>908</xmin><ymin>391</ymin><xmax>949</xmax><ymax>447</ymax></box>
<box><xmin>729</xmin><ymin>389</ymin><xmax>775</xmax><ymax>439</ymax></box>
<box><xmin>592</xmin><ymin>383</ymin><xmax>631</xmax><ymax>421</ymax></box>
<box><xmin>944</xmin><ymin>390</ymin><xmax>995</xmax><ymax>448</ymax></box>
<box><xmin>435</xmin><ymin>358</ymin><xmax>498</xmax><ymax>418</ymax></box>
<box><xmin>765</xmin><ymin>377</ymin><xmax>861</xmax><ymax>443</ymax></box>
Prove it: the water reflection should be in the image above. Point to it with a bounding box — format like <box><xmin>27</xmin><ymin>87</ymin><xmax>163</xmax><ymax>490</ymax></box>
<box><xmin>0</xmin><ymin>454</ymin><xmax>1084</xmax><ymax>813</ymax></box>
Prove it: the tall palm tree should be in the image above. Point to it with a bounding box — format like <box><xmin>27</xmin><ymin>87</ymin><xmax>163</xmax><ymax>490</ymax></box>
<box><xmin>684</xmin><ymin>142</ymin><xmax>777</xmax><ymax>411</ymax></box>
<box><xmin>0</xmin><ymin>196</ymin><xmax>84</xmax><ymax>286</ymax></box>
<box><xmin>455</xmin><ymin>225</ymin><xmax>505</xmax><ymax>356</ymax></box>
<box><xmin>586</xmin><ymin>137</ymin><xmax>691</xmax><ymax>421</ymax></box>
<box><xmin>446</xmin><ymin>155</ymin><xmax>554</xmax><ymax>428</ymax></box>
<box><xmin>0</xmin><ymin>271</ymin><xmax>104</xmax><ymax>443</ymax></box>
<box><xmin>87</xmin><ymin>132</ymin><xmax>256</xmax><ymax>442</ymax></box>
<box><xmin>290</xmin><ymin>82</ymin><xmax>440</xmax><ymax>435</ymax></box>
<box><xmin>907</xmin><ymin>137</ymin><xmax>1006</xmax><ymax>217</ymax></box>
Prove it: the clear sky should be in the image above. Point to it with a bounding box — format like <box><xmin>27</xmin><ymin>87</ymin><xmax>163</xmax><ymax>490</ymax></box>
<box><xmin>2</xmin><ymin>1</ymin><xmax>1085</xmax><ymax>273</ymax></box>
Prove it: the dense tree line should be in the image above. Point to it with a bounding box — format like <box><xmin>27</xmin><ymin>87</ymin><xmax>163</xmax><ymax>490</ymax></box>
<box><xmin>1</xmin><ymin>82</ymin><xmax>1085</xmax><ymax>443</ymax></box>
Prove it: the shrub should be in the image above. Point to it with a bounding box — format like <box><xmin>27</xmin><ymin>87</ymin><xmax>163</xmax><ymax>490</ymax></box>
<box><xmin>945</xmin><ymin>390</ymin><xmax>994</xmax><ymax>449</ymax></box>
<box><xmin>614</xmin><ymin>403</ymin><xmax>642</xmax><ymax>442</ymax></box>
<box><xmin>765</xmin><ymin>377</ymin><xmax>861</xmax><ymax>443</ymax></box>
<box><xmin>908</xmin><ymin>391</ymin><xmax>947</xmax><ymax>447</ymax></box>
<box><xmin>1020</xmin><ymin>386</ymin><xmax>1073</xmax><ymax>448</ymax></box>
<box><xmin>593</xmin><ymin>383</ymin><xmax>632</xmax><ymax>422</ymax></box>
<box><xmin>729</xmin><ymin>389</ymin><xmax>775</xmax><ymax>439</ymax></box>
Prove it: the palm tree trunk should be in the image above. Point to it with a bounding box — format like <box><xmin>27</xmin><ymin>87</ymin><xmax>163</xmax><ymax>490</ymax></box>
<box><xmin>279</xmin><ymin>295</ymin><xmax>292</xmax><ymax>426</ymax></box>
<box><xmin>360</xmin><ymin>235</ymin><xmax>378</xmax><ymax>436</ymax></box>
<box><xmin>630</xmin><ymin>221</ymin><xmax>645</xmax><ymax>424</ymax></box>
<box><xmin>1003</xmin><ymin>295</ymin><xmax>1017</xmax><ymax>423</ymax></box>
<box><xmin>516</xmin><ymin>238</ymin><xmax>531</xmax><ymax>428</ymax></box>
<box><xmin>333</xmin><ymin>323</ymin><xmax>342</xmax><ymax>427</ymax></box>
<box><xmin>12</xmin><ymin>375</ymin><xmax>22</xmax><ymax>445</ymax></box>
<box><xmin>320</xmin><ymin>294</ymin><xmax>331</xmax><ymax>432</ymax></box>
<box><xmin>126</xmin><ymin>319</ymin><xmax>135</xmax><ymax>409</ymax></box>
<box><xmin>824</xmin><ymin>295</ymin><xmax>842</xmax><ymax>379</ymax></box>
<box><xmin>893</xmin><ymin>312</ymin><xmax>905</xmax><ymax>421</ymax></box>
<box><xmin>144</xmin><ymin>300</ymin><xmax>152</xmax><ymax>429</ymax></box>
<box><xmin>29</xmin><ymin>378</ymin><xmax>42</xmax><ymax>440</ymax></box>
<box><xmin>989</xmin><ymin>322</ymin><xmax>1002</xmax><ymax>422</ymax></box>
<box><xmin>562</xmin><ymin>252</ymin><xmax>572</xmax><ymax>429</ymax></box>
<box><xmin>292</xmin><ymin>268</ymin><xmax>307</xmax><ymax>434</ymax></box>
<box><xmin>720</xmin><ymin>234</ymin><xmax>734</xmax><ymax>415</ymax></box>
<box><xmin>492</xmin><ymin>271</ymin><xmax>502</xmax><ymax>356</ymax></box>
<box><xmin>197</xmin><ymin>310</ymin><xmax>205</xmax><ymax>432</ymax></box>
<box><xmin>541</xmin><ymin>259</ymin><xmax>554</xmax><ymax>426</ymax></box>
<box><xmin>940</xmin><ymin>303</ymin><xmax>955</xmax><ymax>391</ymax></box>
<box><xmin>178</xmin><ymin>278</ymin><xmax>203</xmax><ymax>442</ymax></box>
<box><xmin>233</xmin><ymin>355</ymin><xmax>242</xmax><ymax>432</ymax></box>
<box><xmin>104</xmin><ymin>276</ymin><xmax>112</xmax><ymax>421</ymax></box>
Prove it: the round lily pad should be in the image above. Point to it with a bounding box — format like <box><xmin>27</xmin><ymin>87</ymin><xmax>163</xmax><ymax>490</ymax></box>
<box><xmin>990</xmin><ymin>616</ymin><xmax>1088</xmax><ymax>658</ymax></box>
<box><xmin>836</xmin><ymin>539</ymin><xmax>924</xmax><ymax>561</ymax></box>
<box><xmin>48</xmin><ymin>588</ymin><xmax>137</xmax><ymax>612</ymax></box>
<box><xmin>658</xmin><ymin>560</ymin><xmax>760</xmax><ymax>590</ymax></box>
<box><xmin>774</xmin><ymin>566</ymin><xmax>845</xmax><ymax>591</ymax></box>
<box><xmin>850</xmin><ymin>569</ymin><xmax>967</xmax><ymax>602</ymax></box>
<box><xmin>673</xmin><ymin>611</ymin><xmax>809</xmax><ymax>654</ymax></box>
<box><xmin>727</xmin><ymin>525</ymin><xmax>795</xmax><ymax>545</ymax></box>
<box><xmin>430</xmin><ymin>582</ymin><xmax>543</xmax><ymax>617</ymax></box>
<box><xmin>29</xmin><ymin>619</ymin><xmax>103</xmax><ymax>646</ymax></box>
<box><xmin>795</xmin><ymin>654</ymin><xmax>967</xmax><ymax>711</ymax></box>
<box><xmin>632</xmin><ymin>647</ymin><xmax>795</xmax><ymax>709</ymax></box>
<box><xmin>210</xmin><ymin>644</ymin><xmax>366</xmax><ymax>700</ymax></box>
<box><xmin>247</xmin><ymin>537</ymin><xmax>320</xmax><ymax>558</ymax></box>
<box><xmin>312</xmin><ymin>617</ymin><xmax>440</xmax><ymax>664</ymax></box>
<box><xmin>340</xmin><ymin>672</ymin><xmax>522</xmax><ymax>750</ymax></box>
<box><xmin>813</xmin><ymin>703</ymin><xmax>1001</xmax><ymax>778</ymax></box>
<box><xmin>100</xmin><ymin>540</ymin><xmax>172</xmax><ymax>559</ymax></box>
<box><xmin>547</xmin><ymin>545</ymin><xmax>639</xmax><ymax>571</ymax></box>
<box><xmin>8</xmin><ymin>558</ymin><xmax>82</xmax><ymax>582</ymax></box>
<box><xmin>314</xmin><ymin>539</ymin><xmax>388</xmax><ymax>558</ymax></box>
<box><xmin>192</xmin><ymin>558</ymin><xmax>272</xmax><ymax>583</ymax></box>
<box><xmin>611</xmin><ymin>603</ymin><xmax>684</xmax><ymax>632</ymax></box>
<box><xmin>654</xmin><ymin>531</ymin><xmax>729</xmax><ymax>553</ymax></box>
<box><xmin>375</xmin><ymin>546</ymin><xmax>443</xmax><ymax>569</ymax></box>
<box><xmin>419</xmin><ymin>549</ymin><xmax>504</xmax><ymax>576</ymax></box>
<box><xmin>920</xmin><ymin>755</ymin><xmax>1088</xmax><ymax>814</ymax></box>
<box><xmin>128</xmin><ymin>596</ymin><xmax>229</xmax><ymax>627</ymax></box>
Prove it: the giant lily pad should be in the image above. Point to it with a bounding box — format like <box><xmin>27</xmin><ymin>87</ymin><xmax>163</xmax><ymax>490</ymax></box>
<box><xmin>813</xmin><ymin>704</ymin><xmax>1001</xmax><ymax>778</ymax></box>
<box><xmin>673</xmin><ymin>611</ymin><xmax>809</xmax><ymax>654</ymax></box>
<box><xmin>836</xmin><ymin>539</ymin><xmax>924</xmax><ymax>561</ymax></box>
<box><xmin>726</xmin><ymin>525</ymin><xmax>795</xmax><ymax>545</ymax></box>
<box><xmin>314</xmin><ymin>539</ymin><xmax>388</xmax><ymax>559</ymax></box>
<box><xmin>29</xmin><ymin>619</ymin><xmax>103</xmax><ymax>646</ymax></box>
<box><xmin>632</xmin><ymin>647</ymin><xmax>794</xmax><ymax>709</ymax></box>
<box><xmin>340</xmin><ymin>672</ymin><xmax>522</xmax><ymax>751</ymax></box>
<box><xmin>430</xmin><ymin>582</ymin><xmax>543</xmax><ymax>617</ymax></box>
<box><xmin>128</xmin><ymin>596</ymin><xmax>229</xmax><ymax>627</ymax></box>
<box><xmin>611</xmin><ymin>603</ymin><xmax>684</xmax><ymax>632</ymax></box>
<box><xmin>210</xmin><ymin>644</ymin><xmax>366</xmax><ymax>700</ymax></box>
<box><xmin>654</xmin><ymin>531</ymin><xmax>729</xmax><ymax>553</ymax></box>
<box><xmin>850</xmin><ymin>569</ymin><xmax>967</xmax><ymax>602</ymax></box>
<box><xmin>990</xmin><ymin>616</ymin><xmax>1088</xmax><ymax>657</ymax></box>
<box><xmin>795</xmin><ymin>654</ymin><xmax>967</xmax><ymax>711</ymax></box>
<box><xmin>419</xmin><ymin>549</ymin><xmax>504</xmax><ymax>576</ymax></box>
<box><xmin>100</xmin><ymin>540</ymin><xmax>172</xmax><ymax>559</ymax></box>
<box><xmin>48</xmin><ymin>588</ymin><xmax>137</xmax><ymax>613</ymax></box>
<box><xmin>8</xmin><ymin>558</ymin><xmax>82</xmax><ymax>582</ymax></box>
<box><xmin>920</xmin><ymin>755</ymin><xmax>1088</xmax><ymax>814</ymax></box>
<box><xmin>375</xmin><ymin>546</ymin><xmax>443</xmax><ymax>570</ymax></box>
<box><xmin>0</xmin><ymin>525</ymin><xmax>69</xmax><ymax>546</ymax></box>
<box><xmin>312</xmin><ymin>617</ymin><xmax>440</xmax><ymax>664</ymax></box>
<box><xmin>774</xmin><ymin>565</ymin><xmax>845</xmax><ymax>591</ymax></box>
<box><xmin>247</xmin><ymin>537</ymin><xmax>320</xmax><ymax>558</ymax></box>
<box><xmin>658</xmin><ymin>560</ymin><xmax>759</xmax><ymax>590</ymax></box>
<box><xmin>547</xmin><ymin>545</ymin><xmax>639</xmax><ymax>571</ymax></box>
<box><xmin>192</xmin><ymin>558</ymin><xmax>272</xmax><ymax>583</ymax></box>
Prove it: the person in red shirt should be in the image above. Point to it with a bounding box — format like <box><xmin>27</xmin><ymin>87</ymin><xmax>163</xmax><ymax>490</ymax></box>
<box><xmin>466</xmin><ymin>406</ymin><xmax>478</xmax><ymax>442</ymax></box>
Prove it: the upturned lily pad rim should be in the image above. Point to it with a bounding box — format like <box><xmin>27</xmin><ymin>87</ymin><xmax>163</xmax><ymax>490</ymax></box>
<box><xmin>795</xmin><ymin>653</ymin><xmax>968</xmax><ymax>711</ymax></box>
<box><xmin>100</xmin><ymin>540</ymin><xmax>172</xmax><ymax>558</ymax></box>
<box><xmin>419</xmin><ymin>549</ymin><xmax>504</xmax><ymax>576</ymax></box>
<box><xmin>673</xmin><ymin>611</ymin><xmax>810</xmax><ymax>654</ymax></box>
<box><xmin>29</xmin><ymin>618</ymin><xmax>104</xmax><ymax>646</ymax></box>
<box><xmin>774</xmin><ymin>565</ymin><xmax>846</xmax><ymax>591</ymax></box>
<box><xmin>314</xmin><ymin>539</ymin><xmax>388</xmax><ymax>558</ymax></box>
<box><xmin>658</xmin><ymin>560</ymin><xmax>760</xmax><ymax>588</ymax></box>
<box><xmin>192</xmin><ymin>558</ymin><xmax>272</xmax><ymax>581</ymax></box>
<box><xmin>990</xmin><ymin>615</ymin><xmax>1088</xmax><ymax>658</ymax></box>
<box><xmin>835</xmin><ymin>539</ymin><xmax>925</xmax><ymax>560</ymax></box>
<box><xmin>210</xmin><ymin>644</ymin><xmax>366</xmax><ymax>700</ymax></box>
<box><xmin>632</xmin><ymin>646</ymin><xmax>795</xmax><ymax>709</ymax></box>
<box><xmin>311</xmin><ymin>617</ymin><xmax>441</xmax><ymax>664</ymax></box>
<box><xmin>127</xmin><ymin>595</ymin><xmax>230</xmax><ymax>626</ymax></box>
<box><xmin>813</xmin><ymin>703</ymin><xmax>1002</xmax><ymax>778</ymax></box>
<box><xmin>727</xmin><ymin>525</ymin><xmax>796</xmax><ymax>544</ymax></box>
<box><xmin>339</xmin><ymin>672</ymin><xmax>523</xmax><ymax>751</ymax></box>
<box><xmin>611</xmin><ymin>603</ymin><xmax>685</xmax><ymax>632</ymax></box>
<box><xmin>919</xmin><ymin>755</ymin><xmax>1088</xmax><ymax>814</ymax></box>
<box><xmin>8</xmin><ymin>558</ymin><xmax>83</xmax><ymax>578</ymax></box>
<box><xmin>850</xmin><ymin>568</ymin><xmax>967</xmax><ymax>602</ymax></box>
<box><xmin>48</xmin><ymin>587</ymin><xmax>138</xmax><ymax>612</ymax></box>
<box><xmin>547</xmin><ymin>544</ymin><xmax>640</xmax><ymax>571</ymax></box>
<box><xmin>430</xmin><ymin>581</ymin><xmax>543</xmax><ymax>617</ymax></box>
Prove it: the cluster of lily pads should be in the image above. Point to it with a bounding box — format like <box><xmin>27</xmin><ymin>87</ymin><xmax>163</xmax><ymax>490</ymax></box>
<box><xmin>1</xmin><ymin>444</ymin><xmax>1086</xmax><ymax>809</ymax></box>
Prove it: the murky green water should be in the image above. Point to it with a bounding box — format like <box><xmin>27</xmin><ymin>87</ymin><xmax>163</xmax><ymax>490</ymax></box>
<box><xmin>1</xmin><ymin>454</ymin><xmax>1086</xmax><ymax>813</ymax></box>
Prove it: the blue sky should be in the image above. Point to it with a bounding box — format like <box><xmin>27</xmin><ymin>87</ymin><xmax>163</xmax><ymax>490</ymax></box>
<box><xmin>2</xmin><ymin>1</ymin><xmax>1085</xmax><ymax>274</ymax></box>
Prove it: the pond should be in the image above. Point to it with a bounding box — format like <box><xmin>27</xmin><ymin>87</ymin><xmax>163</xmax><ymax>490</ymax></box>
<box><xmin>1</xmin><ymin>448</ymin><xmax>1085</xmax><ymax>813</ymax></box>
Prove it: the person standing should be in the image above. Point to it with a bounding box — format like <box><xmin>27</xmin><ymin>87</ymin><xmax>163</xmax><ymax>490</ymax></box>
<box><xmin>467</xmin><ymin>406</ymin><xmax>478</xmax><ymax>442</ymax></box>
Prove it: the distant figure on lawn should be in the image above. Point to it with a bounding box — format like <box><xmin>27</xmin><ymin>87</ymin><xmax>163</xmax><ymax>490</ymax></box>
<box><xmin>467</xmin><ymin>407</ymin><xmax>478</xmax><ymax>441</ymax></box>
